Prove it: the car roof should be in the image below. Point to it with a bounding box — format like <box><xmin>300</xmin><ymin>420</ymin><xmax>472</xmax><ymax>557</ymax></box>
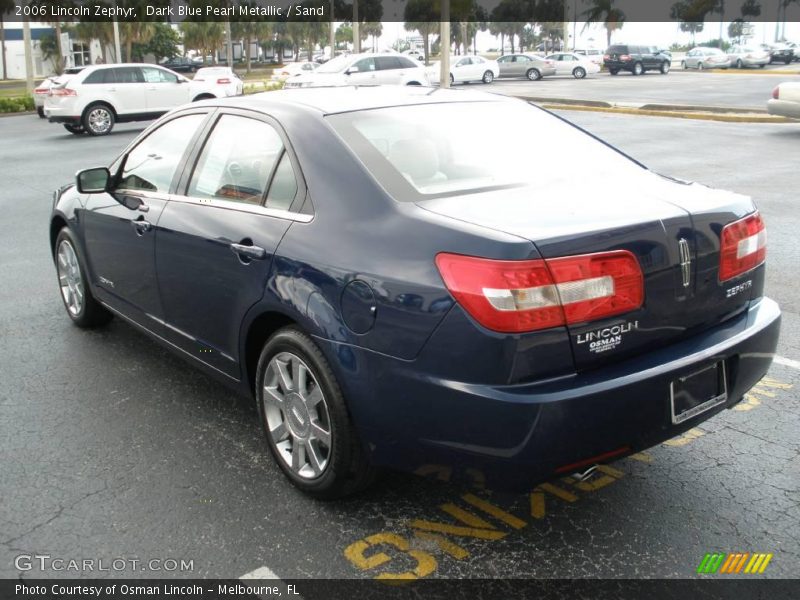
<box><xmin>198</xmin><ymin>85</ymin><xmax>510</xmax><ymax>116</ymax></box>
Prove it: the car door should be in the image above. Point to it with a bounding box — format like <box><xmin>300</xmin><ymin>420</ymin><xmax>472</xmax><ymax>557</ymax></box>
<box><xmin>82</xmin><ymin>66</ymin><xmax>147</xmax><ymax>116</ymax></box>
<box><xmin>452</xmin><ymin>57</ymin><xmax>473</xmax><ymax>81</ymax></box>
<box><xmin>374</xmin><ymin>56</ymin><xmax>404</xmax><ymax>84</ymax></box>
<box><xmin>154</xmin><ymin>109</ymin><xmax>305</xmax><ymax>380</ymax></box>
<box><xmin>347</xmin><ymin>57</ymin><xmax>378</xmax><ymax>85</ymax></box>
<box><xmin>496</xmin><ymin>55</ymin><xmax>513</xmax><ymax>77</ymax></box>
<box><xmin>81</xmin><ymin>111</ymin><xmax>210</xmax><ymax>330</ymax></box>
<box><xmin>141</xmin><ymin>66</ymin><xmax>191</xmax><ymax>114</ymax></box>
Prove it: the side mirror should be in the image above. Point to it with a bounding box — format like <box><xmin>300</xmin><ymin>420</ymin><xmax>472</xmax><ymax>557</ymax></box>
<box><xmin>76</xmin><ymin>167</ymin><xmax>110</xmax><ymax>194</ymax></box>
<box><xmin>345</xmin><ymin>66</ymin><xmax>359</xmax><ymax>75</ymax></box>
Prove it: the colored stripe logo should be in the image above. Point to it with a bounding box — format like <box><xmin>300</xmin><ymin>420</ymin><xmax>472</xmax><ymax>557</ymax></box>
<box><xmin>697</xmin><ymin>552</ymin><xmax>773</xmax><ymax>574</ymax></box>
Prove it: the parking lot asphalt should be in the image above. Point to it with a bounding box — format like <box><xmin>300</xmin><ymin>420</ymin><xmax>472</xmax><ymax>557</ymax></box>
<box><xmin>1</xmin><ymin>112</ymin><xmax>798</xmax><ymax>581</ymax></box>
<box><xmin>489</xmin><ymin>69</ymin><xmax>800</xmax><ymax>110</ymax></box>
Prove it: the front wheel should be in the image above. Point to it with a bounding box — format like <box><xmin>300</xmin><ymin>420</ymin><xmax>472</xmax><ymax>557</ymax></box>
<box><xmin>482</xmin><ymin>70</ymin><xmax>494</xmax><ymax>84</ymax></box>
<box><xmin>256</xmin><ymin>327</ymin><xmax>374</xmax><ymax>499</ymax></box>
<box><xmin>681</xmin><ymin>61</ymin><xmax>687</xmax><ymax>70</ymax></box>
<box><xmin>736</xmin><ymin>59</ymin><xmax>744</xmax><ymax>69</ymax></box>
<box><xmin>526</xmin><ymin>68</ymin><xmax>542</xmax><ymax>81</ymax></box>
<box><xmin>660</xmin><ymin>61</ymin><xmax>670</xmax><ymax>74</ymax></box>
<box><xmin>54</xmin><ymin>228</ymin><xmax>112</xmax><ymax>328</ymax></box>
<box><xmin>449</xmin><ymin>73</ymin><xmax>454</xmax><ymax>85</ymax></box>
<box><xmin>632</xmin><ymin>62</ymin><xmax>643</xmax><ymax>76</ymax></box>
<box><xmin>698</xmin><ymin>62</ymin><xmax>705</xmax><ymax>71</ymax></box>
<box><xmin>572</xmin><ymin>67</ymin><xmax>586</xmax><ymax>79</ymax></box>
<box><xmin>83</xmin><ymin>104</ymin><xmax>115</xmax><ymax>136</ymax></box>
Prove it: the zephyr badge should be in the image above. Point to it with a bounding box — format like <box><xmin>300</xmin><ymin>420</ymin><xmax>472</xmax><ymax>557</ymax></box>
<box><xmin>678</xmin><ymin>238</ymin><xmax>691</xmax><ymax>288</ymax></box>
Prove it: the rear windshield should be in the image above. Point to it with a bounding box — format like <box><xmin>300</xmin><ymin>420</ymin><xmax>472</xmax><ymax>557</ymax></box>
<box><xmin>607</xmin><ymin>45</ymin><xmax>628</xmax><ymax>53</ymax></box>
<box><xmin>327</xmin><ymin>101</ymin><xmax>646</xmax><ymax>200</ymax></box>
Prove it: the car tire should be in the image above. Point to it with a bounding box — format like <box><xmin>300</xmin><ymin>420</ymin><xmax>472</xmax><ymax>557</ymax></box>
<box><xmin>736</xmin><ymin>59</ymin><xmax>744</xmax><ymax>69</ymax></box>
<box><xmin>37</xmin><ymin>106</ymin><xmax>45</xmax><ymax>118</ymax></box>
<box><xmin>255</xmin><ymin>326</ymin><xmax>375</xmax><ymax>499</ymax></box>
<box><xmin>573</xmin><ymin>67</ymin><xmax>586</xmax><ymax>79</ymax></box>
<box><xmin>681</xmin><ymin>61</ymin><xmax>687</xmax><ymax>70</ymax></box>
<box><xmin>449</xmin><ymin>73</ymin><xmax>454</xmax><ymax>85</ymax></box>
<box><xmin>482</xmin><ymin>70</ymin><xmax>494</xmax><ymax>84</ymax></box>
<box><xmin>54</xmin><ymin>228</ymin><xmax>112</xmax><ymax>328</ymax></box>
<box><xmin>63</xmin><ymin>124</ymin><xmax>85</xmax><ymax>135</ymax></box>
<box><xmin>785</xmin><ymin>58</ymin><xmax>792</xmax><ymax>65</ymax></box>
<box><xmin>698</xmin><ymin>62</ymin><xmax>704</xmax><ymax>71</ymax></box>
<box><xmin>632</xmin><ymin>62</ymin><xmax>643</xmax><ymax>75</ymax></box>
<box><xmin>609</xmin><ymin>68</ymin><xmax>619</xmax><ymax>75</ymax></box>
<box><xmin>759</xmin><ymin>64</ymin><xmax>766</xmax><ymax>68</ymax></box>
<box><xmin>82</xmin><ymin>103</ymin><xmax>115</xmax><ymax>136</ymax></box>
<box><xmin>660</xmin><ymin>61</ymin><xmax>670</xmax><ymax>74</ymax></box>
<box><xmin>526</xmin><ymin>68</ymin><xmax>542</xmax><ymax>81</ymax></box>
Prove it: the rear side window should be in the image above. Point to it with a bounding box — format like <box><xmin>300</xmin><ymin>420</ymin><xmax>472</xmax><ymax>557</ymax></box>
<box><xmin>375</xmin><ymin>57</ymin><xmax>402</xmax><ymax>71</ymax></box>
<box><xmin>397</xmin><ymin>57</ymin><xmax>418</xmax><ymax>68</ymax></box>
<box><xmin>113</xmin><ymin>67</ymin><xmax>144</xmax><ymax>83</ymax></box>
<box><xmin>266</xmin><ymin>153</ymin><xmax>298</xmax><ymax>210</ymax></box>
<box><xmin>83</xmin><ymin>69</ymin><xmax>111</xmax><ymax>84</ymax></box>
<box><xmin>116</xmin><ymin>114</ymin><xmax>205</xmax><ymax>193</ymax></box>
<box><xmin>188</xmin><ymin>115</ymin><xmax>288</xmax><ymax>206</ymax></box>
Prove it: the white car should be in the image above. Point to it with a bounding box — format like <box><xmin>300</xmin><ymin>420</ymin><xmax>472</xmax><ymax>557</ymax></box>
<box><xmin>44</xmin><ymin>63</ymin><xmax>239</xmax><ymax>136</ymax></box>
<box><xmin>270</xmin><ymin>61</ymin><xmax>318</xmax><ymax>82</ymax></box>
<box><xmin>448</xmin><ymin>55</ymin><xmax>500</xmax><ymax>84</ymax></box>
<box><xmin>767</xmin><ymin>82</ymin><xmax>800</xmax><ymax>119</ymax></box>
<box><xmin>545</xmin><ymin>52</ymin><xmax>601</xmax><ymax>78</ymax></box>
<box><xmin>33</xmin><ymin>67</ymin><xmax>84</xmax><ymax>118</ymax></box>
<box><xmin>574</xmin><ymin>48</ymin><xmax>604</xmax><ymax>67</ymax></box>
<box><xmin>284</xmin><ymin>53</ymin><xmax>429</xmax><ymax>88</ymax></box>
<box><xmin>402</xmin><ymin>49</ymin><xmax>425</xmax><ymax>62</ymax></box>
<box><xmin>191</xmin><ymin>67</ymin><xmax>244</xmax><ymax>98</ymax></box>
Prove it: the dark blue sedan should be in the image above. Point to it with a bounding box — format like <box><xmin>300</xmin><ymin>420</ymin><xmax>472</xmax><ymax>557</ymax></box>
<box><xmin>49</xmin><ymin>87</ymin><xmax>780</xmax><ymax>498</ymax></box>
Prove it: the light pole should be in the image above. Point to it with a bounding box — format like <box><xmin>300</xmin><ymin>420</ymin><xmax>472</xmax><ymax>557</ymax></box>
<box><xmin>440</xmin><ymin>0</ymin><xmax>450</xmax><ymax>88</ymax></box>
<box><xmin>23</xmin><ymin>13</ymin><xmax>34</xmax><ymax>94</ymax></box>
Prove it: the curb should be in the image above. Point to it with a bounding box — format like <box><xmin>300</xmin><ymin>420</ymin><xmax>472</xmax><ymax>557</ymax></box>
<box><xmin>0</xmin><ymin>110</ymin><xmax>35</xmax><ymax>118</ymax></box>
<box><xmin>706</xmin><ymin>67</ymin><xmax>800</xmax><ymax>75</ymax></box>
<box><xmin>515</xmin><ymin>95</ymin><xmax>767</xmax><ymax>115</ymax></box>
<box><xmin>539</xmin><ymin>103</ymin><xmax>795</xmax><ymax>123</ymax></box>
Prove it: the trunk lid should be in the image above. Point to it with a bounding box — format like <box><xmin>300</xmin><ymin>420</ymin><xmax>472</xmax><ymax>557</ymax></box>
<box><xmin>419</xmin><ymin>173</ymin><xmax>758</xmax><ymax>371</ymax></box>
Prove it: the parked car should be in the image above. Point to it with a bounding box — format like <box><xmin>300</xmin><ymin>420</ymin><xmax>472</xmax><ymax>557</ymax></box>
<box><xmin>573</xmin><ymin>48</ymin><xmax>604</xmax><ymax>66</ymax></box>
<box><xmin>160</xmin><ymin>56</ymin><xmax>198</xmax><ymax>73</ymax></box>
<box><xmin>604</xmin><ymin>44</ymin><xmax>671</xmax><ymax>75</ymax></box>
<box><xmin>33</xmin><ymin>67</ymin><xmax>84</xmax><ymax>118</ymax></box>
<box><xmin>284</xmin><ymin>53</ymin><xmax>429</xmax><ymax>88</ymax></box>
<box><xmin>402</xmin><ymin>49</ymin><xmax>425</xmax><ymax>62</ymax></box>
<box><xmin>650</xmin><ymin>47</ymin><xmax>672</xmax><ymax>60</ymax></box>
<box><xmin>43</xmin><ymin>63</ymin><xmax>235</xmax><ymax>136</ymax></box>
<box><xmin>681</xmin><ymin>47</ymin><xmax>731</xmax><ymax>70</ymax></box>
<box><xmin>49</xmin><ymin>86</ymin><xmax>780</xmax><ymax>497</ymax></box>
<box><xmin>270</xmin><ymin>61</ymin><xmax>318</xmax><ymax>82</ymax></box>
<box><xmin>496</xmin><ymin>54</ymin><xmax>553</xmax><ymax>81</ymax></box>
<box><xmin>767</xmin><ymin>82</ymin><xmax>800</xmax><ymax>118</ymax></box>
<box><xmin>544</xmin><ymin>52</ymin><xmax>600</xmax><ymax>78</ymax></box>
<box><xmin>448</xmin><ymin>55</ymin><xmax>500</xmax><ymax>84</ymax></box>
<box><xmin>762</xmin><ymin>43</ymin><xmax>794</xmax><ymax>65</ymax></box>
<box><xmin>786</xmin><ymin>42</ymin><xmax>800</xmax><ymax>62</ymax></box>
<box><xmin>191</xmin><ymin>67</ymin><xmax>244</xmax><ymax>98</ymax></box>
<box><xmin>727</xmin><ymin>45</ymin><xmax>770</xmax><ymax>69</ymax></box>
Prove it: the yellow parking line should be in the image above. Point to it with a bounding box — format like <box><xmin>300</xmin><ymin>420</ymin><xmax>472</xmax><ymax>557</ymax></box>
<box><xmin>462</xmin><ymin>494</ymin><xmax>527</xmax><ymax>529</ymax></box>
<box><xmin>408</xmin><ymin>519</ymin><xmax>506</xmax><ymax>540</ymax></box>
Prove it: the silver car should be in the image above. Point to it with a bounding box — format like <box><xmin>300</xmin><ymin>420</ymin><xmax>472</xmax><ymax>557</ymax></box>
<box><xmin>497</xmin><ymin>54</ymin><xmax>557</xmax><ymax>81</ymax></box>
<box><xmin>727</xmin><ymin>45</ymin><xmax>770</xmax><ymax>69</ymax></box>
<box><xmin>681</xmin><ymin>47</ymin><xmax>731</xmax><ymax>70</ymax></box>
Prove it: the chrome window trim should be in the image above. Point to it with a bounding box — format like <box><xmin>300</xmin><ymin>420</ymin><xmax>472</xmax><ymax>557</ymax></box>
<box><xmin>167</xmin><ymin>193</ymin><xmax>313</xmax><ymax>223</ymax></box>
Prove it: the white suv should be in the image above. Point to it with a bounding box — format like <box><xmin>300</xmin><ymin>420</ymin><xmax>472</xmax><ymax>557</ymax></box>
<box><xmin>283</xmin><ymin>53</ymin><xmax>429</xmax><ymax>89</ymax></box>
<box><xmin>44</xmin><ymin>63</ymin><xmax>240</xmax><ymax>136</ymax></box>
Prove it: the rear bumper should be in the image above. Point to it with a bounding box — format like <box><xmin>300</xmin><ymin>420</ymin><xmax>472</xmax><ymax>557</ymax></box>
<box><xmin>333</xmin><ymin>297</ymin><xmax>781</xmax><ymax>490</ymax></box>
<box><xmin>767</xmin><ymin>99</ymin><xmax>800</xmax><ymax>119</ymax></box>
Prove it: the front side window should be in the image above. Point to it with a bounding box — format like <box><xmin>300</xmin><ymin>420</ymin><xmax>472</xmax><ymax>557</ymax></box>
<box><xmin>142</xmin><ymin>67</ymin><xmax>179</xmax><ymax>83</ymax></box>
<box><xmin>116</xmin><ymin>114</ymin><xmax>205</xmax><ymax>193</ymax></box>
<box><xmin>353</xmin><ymin>58</ymin><xmax>376</xmax><ymax>72</ymax></box>
<box><xmin>188</xmin><ymin>115</ymin><xmax>285</xmax><ymax>205</ymax></box>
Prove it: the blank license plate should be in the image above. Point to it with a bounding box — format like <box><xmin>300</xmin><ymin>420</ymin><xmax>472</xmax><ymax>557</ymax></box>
<box><xmin>670</xmin><ymin>361</ymin><xmax>728</xmax><ymax>424</ymax></box>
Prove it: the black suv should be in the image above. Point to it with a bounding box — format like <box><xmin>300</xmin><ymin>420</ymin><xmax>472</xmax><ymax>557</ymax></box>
<box><xmin>604</xmin><ymin>45</ymin><xmax>671</xmax><ymax>75</ymax></box>
<box><xmin>160</xmin><ymin>56</ymin><xmax>198</xmax><ymax>73</ymax></box>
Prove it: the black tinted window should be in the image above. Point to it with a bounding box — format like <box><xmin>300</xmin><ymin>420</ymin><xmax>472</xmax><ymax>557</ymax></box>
<box><xmin>83</xmin><ymin>69</ymin><xmax>110</xmax><ymax>84</ymax></box>
<box><xmin>397</xmin><ymin>57</ymin><xmax>418</xmax><ymax>68</ymax></box>
<box><xmin>608</xmin><ymin>45</ymin><xmax>628</xmax><ymax>54</ymax></box>
<box><xmin>117</xmin><ymin>114</ymin><xmax>205</xmax><ymax>193</ymax></box>
<box><xmin>113</xmin><ymin>67</ymin><xmax>144</xmax><ymax>83</ymax></box>
<box><xmin>375</xmin><ymin>57</ymin><xmax>402</xmax><ymax>70</ymax></box>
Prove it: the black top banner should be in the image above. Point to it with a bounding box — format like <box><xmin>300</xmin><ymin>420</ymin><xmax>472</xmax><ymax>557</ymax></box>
<box><xmin>4</xmin><ymin>0</ymin><xmax>800</xmax><ymax>23</ymax></box>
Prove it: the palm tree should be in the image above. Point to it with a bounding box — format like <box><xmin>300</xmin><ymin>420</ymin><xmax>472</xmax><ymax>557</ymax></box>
<box><xmin>120</xmin><ymin>22</ymin><xmax>156</xmax><ymax>62</ymax></box>
<box><xmin>72</xmin><ymin>21</ymin><xmax>114</xmax><ymax>63</ymax></box>
<box><xmin>0</xmin><ymin>0</ymin><xmax>14</xmax><ymax>79</ymax></box>
<box><xmin>582</xmin><ymin>0</ymin><xmax>626</xmax><ymax>47</ymax></box>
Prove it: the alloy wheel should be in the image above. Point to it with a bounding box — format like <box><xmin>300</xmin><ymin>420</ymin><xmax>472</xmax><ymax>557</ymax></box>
<box><xmin>88</xmin><ymin>107</ymin><xmax>112</xmax><ymax>134</ymax></box>
<box><xmin>263</xmin><ymin>352</ymin><xmax>332</xmax><ymax>479</ymax></box>
<box><xmin>57</xmin><ymin>240</ymin><xmax>84</xmax><ymax>316</ymax></box>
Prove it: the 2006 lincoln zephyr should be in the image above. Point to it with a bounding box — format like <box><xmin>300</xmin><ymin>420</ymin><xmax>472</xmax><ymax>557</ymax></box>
<box><xmin>49</xmin><ymin>86</ymin><xmax>780</xmax><ymax>498</ymax></box>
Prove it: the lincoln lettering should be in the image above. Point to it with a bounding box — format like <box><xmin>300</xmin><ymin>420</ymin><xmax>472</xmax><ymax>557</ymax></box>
<box><xmin>576</xmin><ymin>321</ymin><xmax>639</xmax><ymax>345</ymax></box>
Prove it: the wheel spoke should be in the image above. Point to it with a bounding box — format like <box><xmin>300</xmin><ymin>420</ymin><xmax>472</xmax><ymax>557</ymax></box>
<box><xmin>270</xmin><ymin>421</ymin><xmax>289</xmax><ymax>442</ymax></box>
<box><xmin>310</xmin><ymin>422</ymin><xmax>331</xmax><ymax>447</ymax></box>
<box><xmin>306</xmin><ymin>442</ymin><xmax>325</xmax><ymax>475</ymax></box>
<box><xmin>276</xmin><ymin>359</ymin><xmax>293</xmax><ymax>392</ymax></box>
<box><xmin>263</xmin><ymin>385</ymin><xmax>285</xmax><ymax>407</ymax></box>
<box><xmin>291</xmin><ymin>440</ymin><xmax>304</xmax><ymax>471</ymax></box>
<box><xmin>305</xmin><ymin>385</ymin><xmax>323</xmax><ymax>408</ymax></box>
<box><xmin>296</xmin><ymin>362</ymin><xmax>308</xmax><ymax>396</ymax></box>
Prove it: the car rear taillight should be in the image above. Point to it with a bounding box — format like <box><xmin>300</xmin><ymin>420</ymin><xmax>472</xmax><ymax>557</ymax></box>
<box><xmin>51</xmin><ymin>88</ymin><xmax>76</xmax><ymax>97</ymax></box>
<box><xmin>603</xmin><ymin>54</ymin><xmax>611</xmax><ymax>60</ymax></box>
<box><xmin>435</xmin><ymin>250</ymin><xmax>644</xmax><ymax>333</ymax></box>
<box><xmin>217</xmin><ymin>78</ymin><xmax>231</xmax><ymax>84</ymax></box>
<box><xmin>772</xmin><ymin>86</ymin><xmax>780</xmax><ymax>100</ymax></box>
<box><xmin>719</xmin><ymin>212</ymin><xmax>767</xmax><ymax>282</ymax></box>
<box><xmin>34</xmin><ymin>87</ymin><xmax>48</xmax><ymax>94</ymax></box>
<box><xmin>620</xmin><ymin>54</ymin><xmax>631</xmax><ymax>61</ymax></box>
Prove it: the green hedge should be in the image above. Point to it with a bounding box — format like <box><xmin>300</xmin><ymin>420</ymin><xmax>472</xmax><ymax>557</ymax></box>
<box><xmin>0</xmin><ymin>95</ymin><xmax>35</xmax><ymax>113</ymax></box>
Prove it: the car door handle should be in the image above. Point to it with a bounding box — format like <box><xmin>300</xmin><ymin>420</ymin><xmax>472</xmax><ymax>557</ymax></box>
<box><xmin>230</xmin><ymin>243</ymin><xmax>266</xmax><ymax>260</ymax></box>
<box><xmin>130</xmin><ymin>219</ymin><xmax>152</xmax><ymax>234</ymax></box>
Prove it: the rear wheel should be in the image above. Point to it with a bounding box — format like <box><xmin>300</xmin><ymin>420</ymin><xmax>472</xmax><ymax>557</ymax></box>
<box><xmin>698</xmin><ymin>62</ymin><xmax>705</xmax><ymax>71</ymax></box>
<box><xmin>632</xmin><ymin>62</ymin><xmax>644</xmax><ymax>76</ymax></box>
<box><xmin>37</xmin><ymin>106</ymin><xmax>45</xmax><ymax>118</ymax></box>
<box><xmin>255</xmin><ymin>327</ymin><xmax>375</xmax><ymax>499</ymax></box>
<box><xmin>449</xmin><ymin>73</ymin><xmax>454</xmax><ymax>85</ymax></box>
<box><xmin>526</xmin><ymin>68</ymin><xmax>542</xmax><ymax>81</ymax></box>
<box><xmin>63</xmin><ymin>124</ymin><xmax>85</xmax><ymax>135</ymax></box>
<box><xmin>609</xmin><ymin>68</ymin><xmax>619</xmax><ymax>75</ymax></box>
<box><xmin>82</xmin><ymin>104</ymin><xmax>115</xmax><ymax>136</ymax></box>
<box><xmin>681</xmin><ymin>61</ymin><xmax>687</xmax><ymax>70</ymax></box>
<box><xmin>572</xmin><ymin>66</ymin><xmax>586</xmax><ymax>79</ymax></box>
<box><xmin>736</xmin><ymin>59</ymin><xmax>744</xmax><ymax>69</ymax></box>
<box><xmin>54</xmin><ymin>228</ymin><xmax>112</xmax><ymax>328</ymax></box>
<box><xmin>482</xmin><ymin>70</ymin><xmax>494</xmax><ymax>84</ymax></box>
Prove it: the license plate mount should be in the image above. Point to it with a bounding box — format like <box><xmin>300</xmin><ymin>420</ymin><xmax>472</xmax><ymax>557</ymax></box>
<box><xmin>670</xmin><ymin>361</ymin><xmax>728</xmax><ymax>425</ymax></box>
